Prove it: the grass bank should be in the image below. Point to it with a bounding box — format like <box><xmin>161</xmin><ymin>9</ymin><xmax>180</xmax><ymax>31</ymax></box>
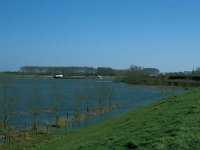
<box><xmin>12</xmin><ymin>88</ymin><xmax>200</xmax><ymax>149</ymax></box>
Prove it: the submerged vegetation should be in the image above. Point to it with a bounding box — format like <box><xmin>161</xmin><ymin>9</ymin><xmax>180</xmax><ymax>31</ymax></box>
<box><xmin>1</xmin><ymin>65</ymin><xmax>200</xmax><ymax>149</ymax></box>
<box><xmin>0</xmin><ymin>76</ymin><xmax>120</xmax><ymax>148</ymax></box>
<box><xmin>0</xmin><ymin>75</ymin><xmax>180</xmax><ymax>149</ymax></box>
<box><xmin>20</xmin><ymin>87</ymin><xmax>200</xmax><ymax>149</ymax></box>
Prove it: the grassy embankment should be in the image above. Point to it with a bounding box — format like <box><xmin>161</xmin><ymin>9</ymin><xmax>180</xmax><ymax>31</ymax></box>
<box><xmin>22</xmin><ymin>87</ymin><xmax>200</xmax><ymax>150</ymax></box>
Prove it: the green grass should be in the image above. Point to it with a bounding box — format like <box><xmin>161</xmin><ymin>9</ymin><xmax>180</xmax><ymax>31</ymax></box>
<box><xmin>18</xmin><ymin>88</ymin><xmax>200</xmax><ymax>149</ymax></box>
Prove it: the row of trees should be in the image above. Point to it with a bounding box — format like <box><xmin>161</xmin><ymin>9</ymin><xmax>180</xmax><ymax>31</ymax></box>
<box><xmin>0</xmin><ymin>76</ymin><xmax>116</xmax><ymax>147</ymax></box>
<box><xmin>20</xmin><ymin>66</ymin><xmax>116</xmax><ymax>76</ymax></box>
<box><xmin>19</xmin><ymin>65</ymin><xmax>160</xmax><ymax>78</ymax></box>
<box><xmin>117</xmin><ymin>65</ymin><xmax>160</xmax><ymax>84</ymax></box>
<box><xmin>118</xmin><ymin>65</ymin><xmax>200</xmax><ymax>87</ymax></box>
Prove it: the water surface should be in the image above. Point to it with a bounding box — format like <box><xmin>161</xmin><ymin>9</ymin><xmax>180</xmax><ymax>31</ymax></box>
<box><xmin>0</xmin><ymin>77</ymin><xmax>183</xmax><ymax>130</ymax></box>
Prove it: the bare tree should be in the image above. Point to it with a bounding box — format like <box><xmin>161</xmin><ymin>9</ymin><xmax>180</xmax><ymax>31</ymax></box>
<box><xmin>81</xmin><ymin>81</ymin><xmax>93</xmax><ymax>115</ymax></box>
<box><xmin>95</xmin><ymin>80</ymin><xmax>116</xmax><ymax>114</ymax></box>
<box><xmin>73</xmin><ymin>80</ymin><xmax>93</xmax><ymax>122</ymax></box>
<box><xmin>96</xmin><ymin>81</ymin><xmax>109</xmax><ymax>114</ymax></box>
<box><xmin>54</xmin><ymin>94</ymin><xmax>62</xmax><ymax>127</ymax></box>
<box><xmin>28</xmin><ymin>84</ymin><xmax>42</xmax><ymax>136</ymax></box>
<box><xmin>106</xmin><ymin>81</ymin><xmax>115</xmax><ymax>112</ymax></box>
<box><xmin>74</xmin><ymin>87</ymin><xmax>83</xmax><ymax>122</ymax></box>
<box><xmin>126</xmin><ymin>65</ymin><xmax>145</xmax><ymax>84</ymax></box>
<box><xmin>0</xmin><ymin>76</ymin><xmax>16</xmax><ymax>146</ymax></box>
<box><xmin>51</xmin><ymin>81</ymin><xmax>64</xmax><ymax>127</ymax></box>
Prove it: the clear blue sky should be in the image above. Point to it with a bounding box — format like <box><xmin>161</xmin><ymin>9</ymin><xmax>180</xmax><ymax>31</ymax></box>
<box><xmin>0</xmin><ymin>0</ymin><xmax>200</xmax><ymax>72</ymax></box>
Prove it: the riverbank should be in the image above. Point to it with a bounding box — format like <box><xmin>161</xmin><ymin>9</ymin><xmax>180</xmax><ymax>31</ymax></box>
<box><xmin>9</xmin><ymin>87</ymin><xmax>200</xmax><ymax>149</ymax></box>
<box><xmin>116</xmin><ymin>74</ymin><xmax>200</xmax><ymax>89</ymax></box>
<box><xmin>0</xmin><ymin>73</ymin><xmax>115</xmax><ymax>80</ymax></box>
<box><xmin>1</xmin><ymin>73</ymin><xmax>199</xmax><ymax>89</ymax></box>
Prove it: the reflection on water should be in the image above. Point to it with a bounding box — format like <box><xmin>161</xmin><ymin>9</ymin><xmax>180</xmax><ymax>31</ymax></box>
<box><xmin>0</xmin><ymin>77</ymin><xmax>183</xmax><ymax>131</ymax></box>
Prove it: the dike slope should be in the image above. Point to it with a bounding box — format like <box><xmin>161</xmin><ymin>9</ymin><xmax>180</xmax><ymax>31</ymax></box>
<box><xmin>37</xmin><ymin>88</ymin><xmax>200</xmax><ymax>150</ymax></box>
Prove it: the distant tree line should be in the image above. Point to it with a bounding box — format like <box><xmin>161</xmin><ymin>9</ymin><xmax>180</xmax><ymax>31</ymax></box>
<box><xmin>20</xmin><ymin>66</ymin><xmax>124</xmax><ymax>76</ymax></box>
<box><xmin>19</xmin><ymin>66</ymin><xmax>160</xmax><ymax>77</ymax></box>
<box><xmin>20</xmin><ymin>66</ymin><xmax>97</xmax><ymax>76</ymax></box>
<box><xmin>116</xmin><ymin>65</ymin><xmax>160</xmax><ymax>84</ymax></box>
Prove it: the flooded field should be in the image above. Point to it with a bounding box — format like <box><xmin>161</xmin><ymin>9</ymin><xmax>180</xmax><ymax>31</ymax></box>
<box><xmin>0</xmin><ymin>77</ymin><xmax>183</xmax><ymax>131</ymax></box>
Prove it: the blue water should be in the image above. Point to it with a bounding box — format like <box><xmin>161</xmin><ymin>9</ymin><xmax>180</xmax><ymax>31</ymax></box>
<box><xmin>0</xmin><ymin>77</ymin><xmax>183</xmax><ymax>130</ymax></box>
<box><xmin>68</xmin><ymin>91</ymin><xmax>181</xmax><ymax>131</ymax></box>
